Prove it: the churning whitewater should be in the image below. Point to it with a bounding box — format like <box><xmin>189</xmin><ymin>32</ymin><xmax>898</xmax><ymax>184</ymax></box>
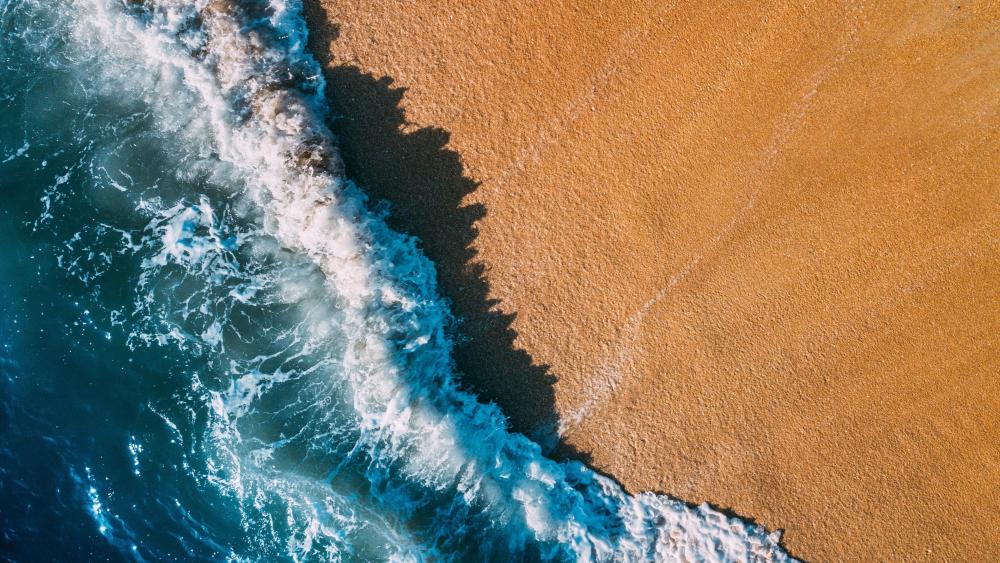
<box><xmin>0</xmin><ymin>0</ymin><xmax>794</xmax><ymax>560</ymax></box>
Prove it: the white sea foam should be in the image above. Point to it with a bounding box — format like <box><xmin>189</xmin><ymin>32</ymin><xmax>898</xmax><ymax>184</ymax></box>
<box><xmin>59</xmin><ymin>0</ymin><xmax>796</xmax><ymax>560</ymax></box>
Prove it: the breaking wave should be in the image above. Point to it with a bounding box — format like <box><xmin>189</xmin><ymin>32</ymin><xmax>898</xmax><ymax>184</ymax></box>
<box><xmin>0</xmin><ymin>0</ymin><xmax>794</xmax><ymax>560</ymax></box>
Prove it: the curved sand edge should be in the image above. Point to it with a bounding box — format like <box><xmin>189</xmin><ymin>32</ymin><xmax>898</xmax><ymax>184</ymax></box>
<box><xmin>304</xmin><ymin>1</ymin><xmax>1000</xmax><ymax>560</ymax></box>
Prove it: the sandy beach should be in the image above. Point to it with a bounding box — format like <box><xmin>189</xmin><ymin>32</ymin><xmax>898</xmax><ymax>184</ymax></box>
<box><xmin>304</xmin><ymin>1</ymin><xmax>999</xmax><ymax>560</ymax></box>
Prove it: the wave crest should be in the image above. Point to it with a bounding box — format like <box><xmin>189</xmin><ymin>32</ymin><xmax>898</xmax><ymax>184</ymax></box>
<box><xmin>60</xmin><ymin>0</ymin><xmax>796</xmax><ymax>560</ymax></box>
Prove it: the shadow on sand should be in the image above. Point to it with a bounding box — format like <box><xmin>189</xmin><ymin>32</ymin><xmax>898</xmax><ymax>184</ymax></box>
<box><xmin>300</xmin><ymin>3</ymin><xmax>590</xmax><ymax>463</ymax></box>
<box><xmin>298</xmin><ymin>6</ymin><xmax>800</xmax><ymax>556</ymax></box>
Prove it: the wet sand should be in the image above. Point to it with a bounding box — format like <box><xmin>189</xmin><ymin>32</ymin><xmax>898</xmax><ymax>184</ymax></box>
<box><xmin>303</xmin><ymin>1</ymin><xmax>1000</xmax><ymax>560</ymax></box>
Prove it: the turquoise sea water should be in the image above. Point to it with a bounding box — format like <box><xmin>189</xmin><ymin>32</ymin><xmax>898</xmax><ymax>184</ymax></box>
<box><xmin>0</xmin><ymin>1</ymin><xmax>794</xmax><ymax>561</ymax></box>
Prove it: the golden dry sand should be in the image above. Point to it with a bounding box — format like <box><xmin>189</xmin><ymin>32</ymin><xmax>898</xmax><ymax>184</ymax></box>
<box><xmin>303</xmin><ymin>1</ymin><xmax>1000</xmax><ymax>560</ymax></box>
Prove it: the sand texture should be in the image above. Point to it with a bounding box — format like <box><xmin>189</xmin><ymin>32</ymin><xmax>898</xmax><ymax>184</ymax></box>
<box><xmin>303</xmin><ymin>1</ymin><xmax>1000</xmax><ymax>560</ymax></box>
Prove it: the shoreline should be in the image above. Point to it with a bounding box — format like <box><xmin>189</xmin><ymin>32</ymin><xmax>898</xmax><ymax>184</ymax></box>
<box><xmin>304</xmin><ymin>1</ymin><xmax>1000</xmax><ymax>560</ymax></box>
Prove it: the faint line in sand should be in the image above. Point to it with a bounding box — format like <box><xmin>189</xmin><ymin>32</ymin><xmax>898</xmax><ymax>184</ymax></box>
<box><xmin>495</xmin><ymin>1</ymin><xmax>680</xmax><ymax>191</ymax></box>
<box><xmin>559</xmin><ymin>4</ymin><xmax>865</xmax><ymax>434</ymax></box>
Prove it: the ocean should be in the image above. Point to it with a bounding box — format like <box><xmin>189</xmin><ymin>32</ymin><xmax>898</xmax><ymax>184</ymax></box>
<box><xmin>0</xmin><ymin>1</ymin><xmax>792</xmax><ymax>560</ymax></box>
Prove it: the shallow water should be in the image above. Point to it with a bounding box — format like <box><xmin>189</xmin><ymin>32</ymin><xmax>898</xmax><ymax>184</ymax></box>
<box><xmin>0</xmin><ymin>1</ymin><xmax>793</xmax><ymax>561</ymax></box>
